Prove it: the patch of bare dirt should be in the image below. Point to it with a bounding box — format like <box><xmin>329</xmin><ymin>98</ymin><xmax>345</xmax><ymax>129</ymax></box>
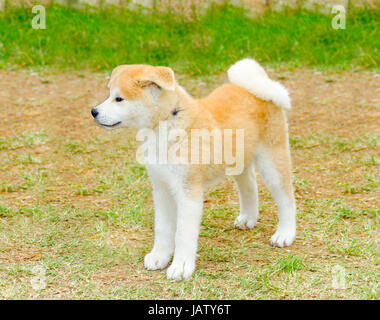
<box><xmin>0</xmin><ymin>68</ymin><xmax>379</xmax><ymax>210</ymax></box>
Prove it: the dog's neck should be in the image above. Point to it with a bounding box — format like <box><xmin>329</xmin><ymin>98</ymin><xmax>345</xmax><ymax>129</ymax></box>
<box><xmin>150</xmin><ymin>84</ymin><xmax>196</xmax><ymax>130</ymax></box>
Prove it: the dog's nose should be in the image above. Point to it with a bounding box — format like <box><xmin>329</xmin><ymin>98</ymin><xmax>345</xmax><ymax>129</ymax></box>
<box><xmin>91</xmin><ymin>108</ymin><xmax>99</xmax><ymax>118</ymax></box>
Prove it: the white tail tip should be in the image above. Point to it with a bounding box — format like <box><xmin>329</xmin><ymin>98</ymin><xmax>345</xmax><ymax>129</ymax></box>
<box><xmin>227</xmin><ymin>58</ymin><xmax>291</xmax><ymax>109</ymax></box>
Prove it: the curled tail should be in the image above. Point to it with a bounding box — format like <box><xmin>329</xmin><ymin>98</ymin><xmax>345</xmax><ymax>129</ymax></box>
<box><xmin>227</xmin><ymin>58</ymin><xmax>291</xmax><ymax>109</ymax></box>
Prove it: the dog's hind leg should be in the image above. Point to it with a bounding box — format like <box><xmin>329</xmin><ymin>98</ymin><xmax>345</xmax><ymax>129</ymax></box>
<box><xmin>253</xmin><ymin>144</ymin><xmax>296</xmax><ymax>247</ymax></box>
<box><xmin>233</xmin><ymin>162</ymin><xmax>259</xmax><ymax>229</ymax></box>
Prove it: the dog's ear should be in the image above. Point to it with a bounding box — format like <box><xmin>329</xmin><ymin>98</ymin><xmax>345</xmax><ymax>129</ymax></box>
<box><xmin>137</xmin><ymin>66</ymin><xmax>175</xmax><ymax>91</ymax></box>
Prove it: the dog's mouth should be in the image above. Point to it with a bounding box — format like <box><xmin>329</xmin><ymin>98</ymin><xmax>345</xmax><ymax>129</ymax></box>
<box><xmin>97</xmin><ymin>121</ymin><xmax>122</xmax><ymax>128</ymax></box>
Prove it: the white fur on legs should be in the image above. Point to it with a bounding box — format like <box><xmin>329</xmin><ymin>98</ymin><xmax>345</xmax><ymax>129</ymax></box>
<box><xmin>144</xmin><ymin>179</ymin><xmax>176</xmax><ymax>270</ymax></box>
<box><xmin>166</xmin><ymin>191</ymin><xmax>203</xmax><ymax>280</ymax></box>
<box><xmin>254</xmin><ymin>145</ymin><xmax>296</xmax><ymax>247</ymax></box>
<box><xmin>233</xmin><ymin>163</ymin><xmax>259</xmax><ymax>229</ymax></box>
<box><xmin>268</xmin><ymin>189</ymin><xmax>296</xmax><ymax>247</ymax></box>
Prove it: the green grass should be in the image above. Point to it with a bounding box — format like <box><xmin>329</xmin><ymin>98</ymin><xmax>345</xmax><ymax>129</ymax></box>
<box><xmin>0</xmin><ymin>131</ymin><xmax>48</xmax><ymax>151</ymax></box>
<box><xmin>0</xmin><ymin>4</ymin><xmax>379</xmax><ymax>74</ymax></box>
<box><xmin>275</xmin><ymin>255</ymin><xmax>305</xmax><ymax>273</ymax></box>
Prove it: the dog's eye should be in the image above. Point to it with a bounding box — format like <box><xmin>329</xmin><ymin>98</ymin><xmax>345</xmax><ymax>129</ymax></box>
<box><xmin>115</xmin><ymin>97</ymin><xmax>124</xmax><ymax>102</ymax></box>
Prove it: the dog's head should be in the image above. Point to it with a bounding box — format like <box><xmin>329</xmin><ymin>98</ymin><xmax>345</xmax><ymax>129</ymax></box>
<box><xmin>91</xmin><ymin>64</ymin><xmax>176</xmax><ymax>129</ymax></box>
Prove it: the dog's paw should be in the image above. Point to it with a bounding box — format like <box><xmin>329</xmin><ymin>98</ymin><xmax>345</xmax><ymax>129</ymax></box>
<box><xmin>166</xmin><ymin>259</ymin><xmax>195</xmax><ymax>281</ymax></box>
<box><xmin>144</xmin><ymin>251</ymin><xmax>172</xmax><ymax>270</ymax></box>
<box><xmin>270</xmin><ymin>228</ymin><xmax>296</xmax><ymax>248</ymax></box>
<box><xmin>234</xmin><ymin>215</ymin><xmax>257</xmax><ymax>230</ymax></box>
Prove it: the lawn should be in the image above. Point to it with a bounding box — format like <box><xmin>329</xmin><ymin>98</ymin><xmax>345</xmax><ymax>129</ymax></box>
<box><xmin>0</xmin><ymin>3</ymin><xmax>379</xmax><ymax>73</ymax></box>
<box><xmin>0</xmin><ymin>4</ymin><xmax>378</xmax><ymax>299</ymax></box>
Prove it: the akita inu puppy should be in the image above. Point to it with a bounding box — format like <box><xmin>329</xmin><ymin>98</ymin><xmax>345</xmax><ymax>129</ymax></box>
<box><xmin>91</xmin><ymin>58</ymin><xmax>296</xmax><ymax>280</ymax></box>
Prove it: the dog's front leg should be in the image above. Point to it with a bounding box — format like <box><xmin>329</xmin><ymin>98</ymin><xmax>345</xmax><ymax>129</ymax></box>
<box><xmin>144</xmin><ymin>179</ymin><xmax>176</xmax><ymax>271</ymax></box>
<box><xmin>166</xmin><ymin>189</ymin><xmax>203</xmax><ymax>280</ymax></box>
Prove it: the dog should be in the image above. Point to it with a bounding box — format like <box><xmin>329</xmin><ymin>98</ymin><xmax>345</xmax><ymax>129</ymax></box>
<box><xmin>91</xmin><ymin>58</ymin><xmax>296</xmax><ymax>280</ymax></box>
